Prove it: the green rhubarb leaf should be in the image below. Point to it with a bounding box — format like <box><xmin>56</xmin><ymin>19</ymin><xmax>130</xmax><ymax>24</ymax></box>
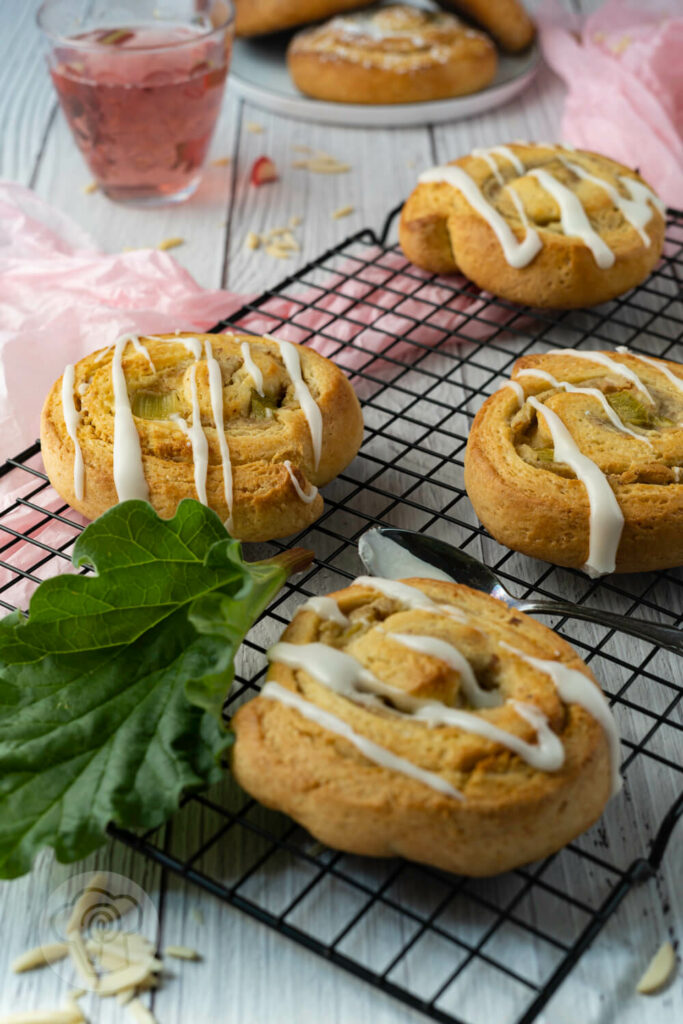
<box><xmin>0</xmin><ymin>499</ymin><xmax>312</xmax><ymax>879</ymax></box>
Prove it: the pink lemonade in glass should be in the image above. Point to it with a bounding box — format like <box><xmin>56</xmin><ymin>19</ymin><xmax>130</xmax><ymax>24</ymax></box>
<box><xmin>39</xmin><ymin>2</ymin><xmax>234</xmax><ymax>203</ymax></box>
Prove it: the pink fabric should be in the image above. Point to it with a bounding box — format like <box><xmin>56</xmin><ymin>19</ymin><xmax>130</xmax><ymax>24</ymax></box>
<box><xmin>539</xmin><ymin>0</ymin><xmax>683</xmax><ymax>208</ymax></box>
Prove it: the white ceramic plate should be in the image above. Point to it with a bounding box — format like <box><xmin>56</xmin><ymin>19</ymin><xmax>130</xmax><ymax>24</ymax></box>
<box><xmin>229</xmin><ymin>33</ymin><xmax>540</xmax><ymax>128</ymax></box>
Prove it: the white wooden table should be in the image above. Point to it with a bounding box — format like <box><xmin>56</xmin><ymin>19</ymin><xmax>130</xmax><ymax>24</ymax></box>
<box><xmin>0</xmin><ymin>2</ymin><xmax>680</xmax><ymax>1023</ymax></box>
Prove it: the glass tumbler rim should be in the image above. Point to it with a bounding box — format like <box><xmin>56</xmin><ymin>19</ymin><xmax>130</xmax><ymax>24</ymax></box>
<box><xmin>36</xmin><ymin>0</ymin><xmax>235</xmax><ymax>50</ymax></box>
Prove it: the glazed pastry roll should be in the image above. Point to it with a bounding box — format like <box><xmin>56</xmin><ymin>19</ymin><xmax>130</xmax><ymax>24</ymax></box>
<box><xmin>231</xmin><ymin>576</ymin><xmax>620</xmax><ymax>877</ymax></box>
<box><xmin>40</xmin><ymin>332</ymin><xmax>364</xmax><ymax>542</ymax></box>
<box><xmin>287</xmin><ymin>5</ymin><xmax>497</xmax><ymax>105</ymax></box>
<box><xmin>465</xmin><ymin>348</ymin><xmax>683</xmax><ymax>575</ymax></box>
<box><xmin>400</xmin><ymin>143</ymin><xmax>666</xmax><ymax>308</ymax></box>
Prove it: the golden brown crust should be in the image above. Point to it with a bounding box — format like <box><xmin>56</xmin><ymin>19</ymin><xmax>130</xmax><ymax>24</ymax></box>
<box><xmin>234</xmin><ymin>0</ymin><xmax>368</xmax><ymax>36</ymax></box>
<box><xmin>287</xmin><ymin>6</ymin><xmax>497</xmax><ymax>105</ymax></box>
<box><xmin>40</xmin><ymin>332</ymin><xmax>364</xmax><ymax>541</ymax></box>
<box><xmin>465</xmin><ymin>350</ymin><xmax>683</xmax><ymax>573</ymax></box>
<box><xmin>435</xmin><ymin>0</ymin><xmax>535</xmax><ymax>51</ymax></box>
<box><xmin>231</xmin><ymin>578</ymin><xmax>612</xmax><ymax>876</ymax></box>
<box><xmin>399</xmin><ymin>143</ymin><xmax>666</xmax><ymax>309</ymax></box>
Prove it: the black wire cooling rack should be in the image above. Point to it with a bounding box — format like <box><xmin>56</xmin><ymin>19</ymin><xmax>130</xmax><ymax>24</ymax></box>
<box><xmin>1</xmin><ymin>205</ymin><xmax>682</xmax><ymax>1024</ymax></box>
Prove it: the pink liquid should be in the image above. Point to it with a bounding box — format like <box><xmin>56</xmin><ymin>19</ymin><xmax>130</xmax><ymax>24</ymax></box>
<box><xmin>50</xmin><ymin>24</ymin><xmax>230</xmax><ymax>201</ymax></box>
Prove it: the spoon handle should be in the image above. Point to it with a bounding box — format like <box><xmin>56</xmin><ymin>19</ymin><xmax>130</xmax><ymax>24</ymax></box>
<box><xmin>516</xmin><ymin>599</ymin><xmax>683</xmax><ymax>656</ymax></box>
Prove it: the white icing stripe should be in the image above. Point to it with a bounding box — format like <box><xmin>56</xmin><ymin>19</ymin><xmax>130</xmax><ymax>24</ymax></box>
<box><xmin>284</xmin><ymin>460</ymin><xmax>319</xmax><ymax>504</ymax></box>
<box><xmin>419</xmin><ymin>165</ymin><xmax>542</xmax><ymax>269</ymax></box>
<box><xmin>187</xmin><ymin>362</ymin><xmax>209</xmax><ymax>506</ymax></box>
<box><xmin>620</xmin><ymin>176</ymin><xmax>665</xmax><ymax>216</ymax></box>
<box><xmin>148</xmin><ymin>335</ymin><xmax>202</xmax><ymax>359</ymax></box>
<box><xmin>300</xmin><ymin>596</ymin><xmax>350</xmax><ymax>626</ymax></box>
<box><xmin>500</xmin><ymin>379</ymin><xmax>525</xmax><ymax>407</ymax></box>
<box><xmin>129</xmin><ymin>336</ymin><xmax>156</xmax><ymax>373</ymax></box>
<box><xmin>61</xmin><ymin>364</ymin><xmax>85</xmax><ymax>502</ymax></box>
<box><xmin>515</xmin><ymin>368</ymin><xmax>653</xmax><ymax>446</ymax></box>
<box><xmin>528</xmin><ymin>169</ymin><xmax>615</xmax><ymax>269</ymax></box>
<box><xmin>528</xmin><ymin>396</ymin><xmax>624</xmax><ymax>577</ymax></box>
<box><xmin>616</xmin><ymin>347</ymin><xmax>683</xmax><ymax>396</ymax></box>
<box><xmin>112</xmin><ymin>335</ymin><xmax>149</xmax><ymax>502</ymax></box>
<box><xmin>502</xmin><ymin>644</ymin><xmax>622</xmax><ymax>796</ymax></box>
<box><xmin>548</xmin><ymin>350</ymin><xmax>654</xmax><ymax>403</ymax></box>
<box><xmin>262</xmin><ymin>681</ymin><xmax>464</xmax><ymax>800</ymax></box>
<box><xmin>240</xmin><ymin>341</ymin><xmax>265</xmax><ymax>396</ymax></box>
<box><xmin>472</xmin><ymin>149</ymin><xmax>504</xmax><ymax>186</ymax></box>
<box><xmin>354</xmin><ymin>575</ymin><xmax>467</xmax><ymax>621</ymax></box>
<box><xmin>269</xmin><ymin>642</ymin><xmax>564</xmax><ymax>774</ymax></box>
<box><xmin>204</xmin><ymin>340</ymin><xmax>234</xmax><ymax>532</ymax></box>
<box><xmin>472</xmin><ymin>145</ymin><xmax>525</xmax><ymax>176</ymax></box>
<box><xmin>381</xmin><ymin>630</ymin><xmax>501</xmax><ymax>708</ymax></box>
<box><xmin>94</xmin><ymin>346</ymin><xmax>112</xmax><ymax>363</ymax></box>
<box><xmin>271</xmin><ymin>337</ymin><xmax>323</xmax><ymax>471</ymax></box>
<box><xmin>558</xmin><ymin>159</ymin><xmax>655</xmax><ymax>245</ymax></box>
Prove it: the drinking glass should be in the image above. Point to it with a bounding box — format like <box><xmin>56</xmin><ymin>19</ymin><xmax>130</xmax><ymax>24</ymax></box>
<box><xmin>37</xmin><ymin>0</ymin><xmax>234</xmax><ymax>204</ymax></box>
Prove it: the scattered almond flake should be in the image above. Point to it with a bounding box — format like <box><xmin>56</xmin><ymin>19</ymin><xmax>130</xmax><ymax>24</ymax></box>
<box><xmin>163</xmin><ymin>945</ymin><xmax>201</xmax><ymax>961</ymax></box>
<box><xmin>116</xmin><ymin>989</ymin><xmax>136</xmax><ymax>1008</ymax></box>
<box><xmin>95</xmin><ymin>957</ymin><xmax>157</xmax><ymax>997</ymax></box>
<box><xmin>66</xmin><ymin>872</ymin><xmax>110</xmax><ymax>934</ymax></box>
<box><xmin>87</xmin><ymin>928</ymin><xmax>154</xmax><ymax>958</ymax></box>
<box><xmin>292</xmin><ymin>144</ymin><xmax>313</xmax><ymax>153</ymax></box>
<box><xmin>293</xmin><ymin>154</ymin><xmax>350</xmax><ymax>174</ymax></box>
<box><xmin>190</xmin><ymin>907</ymin><xmax>205</xmax><ymax>926</ymax></box>
<box><xmin>126</xmin><ymin>998</ymin><xmax>158</xmax><ymax>1024</ymax></box>
<box><xmin>0</xmin><ymin>1009</ymin><xmax>84</xmax><ymax>1024</ymax></box>
<box><xmin>68</xmin><ymin>991</ymin><xmax>85</xmax><ymax>1002</ymax></box>
<box><xmin>332</xmin><ymin>205</ymin><xmax>354</xmax><ymax>220</ymax></box>
<box><xmin>289</xmin><ymin>215</ymin><xmax>302</xmax><ymax>227</ymax></box>
<box><xmin>246</xmin><ymin>121</ymin><xmax>264</xmax><ymax>133</ymax></box>
<box><xmin>157</xmin><ymin>236</ymin><xmax>184</xmax><ymax>251</ymax></box>
<box><xmin>637</xmin><ymin>941</ymin><xmax>676</xmax><ymax>994</ymax></box>
<box><xmin>610</xmin><ymin>34</ymin><xmax>632</xmax><ymax>54</ymax></box>
<box><xmin>210</xmin><ymin>156</ymin><xmax>231</xmax><ymax>166</ymax></box>
<box><xmin>67</xmin><ymin>931</ymin><xmax>98</xmax><ymax>989</ymax></box>
<box><xmin>83</xmin><ymin>181</ymin><xmax>99</xmax><ymax>194</ymax></box>
<box><xmin>12</xmin><ymin>942</ymin><xmax>70</xmax><ymax>973</ymax></box>
<box><xmin>245</xmin><ymin>231</ymin><xmax>261</xmax><ymax>251</ymax></box>
<box><xmin>264</xmin><ymin>244</ymin><xmax>291</xmax><ymax>260</ymax></box>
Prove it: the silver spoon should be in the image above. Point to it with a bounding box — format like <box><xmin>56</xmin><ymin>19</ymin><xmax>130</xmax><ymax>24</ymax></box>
<box><xmin>358</xmin><ymin>527</ymin><xmax>683</xmax><ymax>657</ymax></box>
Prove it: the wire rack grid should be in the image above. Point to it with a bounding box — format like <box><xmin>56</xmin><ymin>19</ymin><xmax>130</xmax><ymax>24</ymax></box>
<box><xmin>1</xmin><ymin>206</ymin><xmax>682</xmax><ymax>1024</ymax></box>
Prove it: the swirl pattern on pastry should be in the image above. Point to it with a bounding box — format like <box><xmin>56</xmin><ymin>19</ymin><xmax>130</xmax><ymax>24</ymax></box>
<box><xmin>465</xmin><ymin>349</ymin><xmax>683</xmax><ymax>575</ymax></box>
<box><xmin>40</xmin><ymin>332</ymin><xmax>364</xmax><ymax>541</ymax></box>
<box><xmin>287</xmin><ymin>5</ymin><xmax>497</xmax><ymax>105</ymax></box>
<box><xmin>399</xmin><ymin>143</ymin><xmax>666</xmax><ymax>308</ymax></box>
<box><xmin>231</xmin><ymin>576</ymin><xmax>618</xmax><ymax>876</ymax></box>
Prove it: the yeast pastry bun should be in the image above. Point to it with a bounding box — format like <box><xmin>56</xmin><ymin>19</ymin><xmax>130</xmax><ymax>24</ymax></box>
<box><xmin>399</xmin><ymin>143</ymin><xmax>665</xmax><ymax>309</ymax></box>
<box><xmin>40</xmin><ymin>332</ymin><xmax>364</xmax><ymax>542</ymax></box>
<box><xmin>465</xmin><ymin>349</ymin><xmax>683</xmax><ymax>575</ymax></box>
<box><xmin>231</xmin><ymin>576</ymin><xmax>619</xmax><ymax>877</ymax></box>
<box><xmin>287</xmin><ymin>5</ymin><xmax>497</xmax><ymax>105</ymax></box>
<box><xmin>435</xmin><ymin>0</ymin><xmax>535</xmax><ymax>52</ymax></box>
<box><xmin>233</xmin><ymin>0</ymin><xmax>368</xmax><ymax>36</ymax></box>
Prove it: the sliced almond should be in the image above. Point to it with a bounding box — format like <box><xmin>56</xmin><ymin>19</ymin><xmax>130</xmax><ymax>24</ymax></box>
<box><xmin>264</xmin><ymin>244</ymin><xmax>291</xmax><ymax>260</ymax></box>
<box><xmin>636</xmin><ymin>940</ymin><xmax>676</xmax><ymax>994</ymax></box>
<box><xmin>289</xmin><ymin>215</ymin><xmax>302</xmax><ymax>228</ymax></box>
<box><xmin>245</xmin><ymin>231</ymin><xmax>261</xmax><ymax>251</ymax></box>
<box><xmin>67</xmin><ymin>931</ymin><xmax>97</xmax><ymax>989</ymax></box>
<box><xmin>126</xmin><ymin>998</ymin><xmax>158</xmax><ymax>1024</ymax></box>
<box><xmin>12</xmin><ymin>942</ymin><xmax>70</xmax><ymax>973</ymax></box>
<box><xmin>95</xmin><ymin>957</ymin><xmax>158</xmax><ymax>997</ymax></box>
<box><xmin>157</xmin><ymin>237</ymin><xmax>184</xmax><ymax>251</ymax></box>
<box><xmin>0</xmin><ymin>1010</ymin><xmax>84</xmax><ymax>1024</ymax></box>
<box><xmin>306</xmin><ymin>159</ymin><xmax>350</xmax><ymax>175</ymax></box>
<box><xmin>66</xmin><ymin>872</ymin><xmax>110</xmax><ymax>934</ymax></box>
<box><xmin>211</xmin><ymin>156</ymin><xmax>231</xmax><ymax>166</ymax></box>
<box><xmin>332</xmin><ymin>205</ymin><xmax>354</xmax><ymax>220</ymax></box>
<box><xmin>83</xmin><ymin>181</ymin><xmax>99</xmax><ymax>194</ymax></box>
<box><xmin>246</xmin><ymin>121</ymin><xmax>264</xmax><ymax>133</ymax></box>
<box><xmin>163</xmin><ymin>944</ymin><xmax>201</xmax><ymax>961</ymax></box>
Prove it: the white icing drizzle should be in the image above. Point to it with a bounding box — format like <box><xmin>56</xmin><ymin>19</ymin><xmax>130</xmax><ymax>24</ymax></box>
<box><xmin>204</xmin><ymin>340</ymin><xmax>234</xmax><ymax>532</ymax></box>
<box><xmin>674</xmin><ymin>467</ymin><xmax>682</xmax><ymax>482</ymax></box>
<box><xmin>146</xmin><ymin>334</ymin><xmax>202</xmax><ymax>359</ymax></box>
<box><xmin>94</xmin><ymin>345</ymin><xmax>112</xmax><ymax>363</ymax></box>
<box><xmin>240</xmin><ymin>341</ymin><xmax>265</xmax><ymax>396</ymax></box>
<box><xmin>354</xmin><ymin>575</ymin><xmax>467</xmax><ymax>622</ymax></box>
<box><xmin>187</xmin><ymin>362</ymin><xmax>209</xmax><ymax>505</ymax></box>
<box><xmin>528</xmin><ymin>396</ymin><xmax>624</xmax><ymax>576</ymax></box>
<box><xmin>419</xmin><ymin>165</ymin><xmax>543</xmax><ymax>269</ymax></box>
<box><xmin>380</xmin><ymin>630</ymin><xmax>501</xmax><ymax>708</ymax></box>
<box><xmin>358</xmin><ymin>530</ymin><xmax>455</xmax><ymax>584</ymax></box>
<box><xmin>500</xmin><ymin>379</ymin><xmax>525</xmax><ymax>407</ymax></box>
<box><xmin>169</xmin><ymin>412</ymin><xmax>189</xmax><ymax>434</ymax></box>
<box><xmin>61</xmin><ymin>363</ymin><xmax>85</xmax><ymax>502</ymax></box>
<box><xmin>528</xmin><ymin>169</ymin><xmax>615</xmax><ymax>269</ymax></box>
<box><xmin>129</xmin><ymin>336</ymin><xmax>156</xmax><ymax>373</ymax></box>
<box><xmin>558</xmin><ymin>159</ymin><xmax>656</xmax><ymax>245</ymax></box>
<box><xmin>502</xmin><ymin>644</ymin><xmax>622</xmax><ymax>796</ymax></box>
<box><xmin>271</xmin><ymin>337</ymin><xmax>323</xmax><ymax>471</ymax></box>
<box><xmin>261</xmin><ymin>681</ymin><xmax>464</xmax><ymax>800</ymax></box>
<box><xmin>472</xmin><ymin>149</ymin><xmax>505</xmax><ymax>186</ymax></box>
<box><xmin>269</xmin><ymin>642</ymin><xmax>564</xmax><ymax>775</ymax></box>
<box><xmin>515</xmin><ymin>368</ymin><xmax>653</xmax><ymax>446</ymax></box>
<box><xmin>472</xmin><ymin>145</ymin><xmax>525</xmax><ymax>176</ymax></box>
<box><xmin>620</xmin><ymin>176</ymin><xmax>665</xmax><ymax>216</ymax></box>
<box><xmin>300</xmin><ymin>596</ymin><xmax>350</xmax><ymax>626</ymax></box>
<box><xmin>616</xmin><ymin>346</ymin><xmax>683</xmax><ymax>396</ymax></box>
<box><xmin>284</xmin><ymin>460</ymin><xmax>319</xmax><ymax>504</ymax></box>
<box><xmin>548</xmin><ymin>349</ymin><xmax>654</xmax><ymax>403</ymax></box>
<box><xmin>111</xmin><ymin>335</ymin><xmax>149</xmax><ymax>502</ymax></box>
